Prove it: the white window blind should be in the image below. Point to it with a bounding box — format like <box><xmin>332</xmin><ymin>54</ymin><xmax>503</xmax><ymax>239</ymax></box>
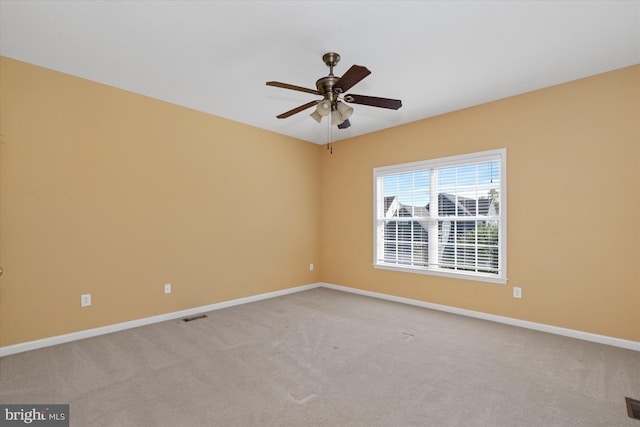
<box><xmin>374</xmin><ymin>149</ymin><xmax>506</xmax><ymax>283</ymax></box>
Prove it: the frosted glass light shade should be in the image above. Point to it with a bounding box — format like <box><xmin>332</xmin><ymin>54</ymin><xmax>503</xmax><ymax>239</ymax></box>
<box><xmin>331</xmin><ymin>110</ymin><xmax>344</xmax><ymax>125</ymax></box>
<box><xmin>310</xmin><ymin>111</ymin><xmax>323</xmax><ymax>123</ymax></box>
<box><xmin>316</xmin><ymin>100</ymin><xmax>331</xmax><ymax>116</ymax></box>
<box><xmin>336</xmin><ymin>102</ymin><xmax>353</xmax><ymax>120</ymax></box>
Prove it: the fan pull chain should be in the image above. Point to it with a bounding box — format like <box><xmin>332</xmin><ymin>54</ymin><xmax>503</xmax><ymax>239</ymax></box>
<box><xmin>326</xmin><ymin>109</ymin><xmax>333</xmax><ymax>154</ymax></box>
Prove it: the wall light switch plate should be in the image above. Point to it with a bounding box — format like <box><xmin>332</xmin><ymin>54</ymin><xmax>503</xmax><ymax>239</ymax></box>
<box><xmin>164</xmin><ymin>283</ymin><xmax>171</xmax><ymax>294</ymax></box>
<box><xmin>81</xmin><ymin>293</ymin><xmax>92</xmax><ymax>307</ymax></box>
<box><xmin>309</xmin><ymin>263</ymin><xmax>314</xmax><ymax>271</ymax></box>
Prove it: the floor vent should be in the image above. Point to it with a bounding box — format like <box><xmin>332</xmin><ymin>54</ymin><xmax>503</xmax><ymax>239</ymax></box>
<box><xmin>626</xmin><ymin>397</ymin><xmax>640</xmax><ymax>420</ymax></box>
<box><xmin>182</xmin><ymin>314</ymin><xmax>208</xmax><ymax>322</ymax></box>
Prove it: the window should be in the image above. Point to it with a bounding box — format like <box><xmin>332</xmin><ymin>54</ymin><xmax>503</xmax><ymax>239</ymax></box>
<box><xmin>374</xmin><ymin>149</ymin><xmax>506</xmax><ymax>283</ymax></box>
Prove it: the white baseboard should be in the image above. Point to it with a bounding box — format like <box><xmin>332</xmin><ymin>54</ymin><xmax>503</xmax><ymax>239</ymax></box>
<box><xmin>0</xmin><ymin>283</ymin><xmax>322</xmax><ymax>357</ymax></box>
<box><xmin>320</xmin><ymin>282</ymin><xmax>640</xmax><ymax>352</ymax></box>
<box><xmin>2</xmin><ymin>281</ymin><xmax>638</xmax><ymax>357</ymax></box>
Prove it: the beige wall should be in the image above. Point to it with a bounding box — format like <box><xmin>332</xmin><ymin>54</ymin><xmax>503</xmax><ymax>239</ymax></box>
<box><xmin>0</xmin><ymin>57</ymin><xmax>322</xmax><ymax>346</ymax></box>
<box><xmin>1</xmin><ymin>57</ymin><xmax>638</xmax><ymax>347</ymax></box>
<box><xmin>320</xmin><ymin>65</ymin><xmax>640</xmax><ymax>342</ymax></box>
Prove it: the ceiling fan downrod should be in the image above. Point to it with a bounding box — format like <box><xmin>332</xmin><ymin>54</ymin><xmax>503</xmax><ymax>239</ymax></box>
<box><xmin>316</xmin><ymin>52</ymin><xmax>342</xmax><ymax>103</ymax></box>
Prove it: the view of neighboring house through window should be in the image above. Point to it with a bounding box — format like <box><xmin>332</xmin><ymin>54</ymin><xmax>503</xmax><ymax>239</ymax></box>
<box><xmin>374</xmin><ymin>149</ymin><xmax>506</xmax><ymax>283</ymax></box>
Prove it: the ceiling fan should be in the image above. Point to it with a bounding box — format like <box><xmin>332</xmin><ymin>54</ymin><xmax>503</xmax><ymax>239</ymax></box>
<box><xmin>266</xmin><ymin>52</ymin><xmax>402</xmax><ymax>130</ymax></box>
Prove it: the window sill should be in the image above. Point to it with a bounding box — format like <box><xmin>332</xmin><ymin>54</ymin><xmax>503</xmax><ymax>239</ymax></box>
<box><xmin>374</xmin><ymin>262</ymin><xmax>507</xmax><ymax>285</ymax></box>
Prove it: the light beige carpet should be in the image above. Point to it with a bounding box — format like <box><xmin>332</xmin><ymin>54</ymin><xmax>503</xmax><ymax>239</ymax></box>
<box><xmin>1</xmin><ymin>287</ymin><xmax>639</xmax><ymax>426</ymax></box>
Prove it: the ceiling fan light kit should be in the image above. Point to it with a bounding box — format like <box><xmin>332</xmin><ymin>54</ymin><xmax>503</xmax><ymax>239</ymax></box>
<box><xmin>266</xmin><ymin>52</ymin><xmax>402</xmax><ymax>130</ymax></box>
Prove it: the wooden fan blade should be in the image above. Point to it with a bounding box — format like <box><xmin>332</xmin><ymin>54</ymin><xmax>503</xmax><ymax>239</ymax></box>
<box><xmin>344</xmin><ymin>94</ymin><xmax>402</xmax><ymax>110</ymax></box>
<box><xmin>337</xmin><ymin>119</ymin><xmax>351</xmax><ymax>129</ymax></box>
<box><xmin>276</xmin><ymin>100</ymin><xmax>319</xmax><ymax>119</ymax></box>
<box><xmin>266</xmin><ymin>81</ymin><xmax>320</xmax><ymax>95</ymax></box>
<box><xmin>334</xmin><ymin>65</ymin><xmax>371</xmax><ymax>93</ymax></box>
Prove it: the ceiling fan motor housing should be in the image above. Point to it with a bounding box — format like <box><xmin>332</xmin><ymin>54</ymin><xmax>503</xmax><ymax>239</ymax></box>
<box><xmin>316</xmin><ymin>76</ymin><xmax>340</xmax><ymax>100</ymax></box>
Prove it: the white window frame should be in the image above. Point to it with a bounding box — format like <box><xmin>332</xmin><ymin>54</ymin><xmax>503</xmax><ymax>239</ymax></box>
<box><xmin>373</xmin><ymin>149</ymin><xmax>507</xmax><ymax>284</ymax></box>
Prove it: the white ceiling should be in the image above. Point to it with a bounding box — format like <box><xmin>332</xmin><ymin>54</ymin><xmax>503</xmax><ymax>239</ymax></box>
<box><xmin>1</xmin><ymin>1</ymin><xmax>639</xmax><ymax>144</ymax></box>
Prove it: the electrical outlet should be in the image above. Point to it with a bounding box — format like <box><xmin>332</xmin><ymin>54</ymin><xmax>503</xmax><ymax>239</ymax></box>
<box><xmin>309</xmin><ymin>263</ymin><xmax>314</xmax><ymax>271</ymax></box>
<box><xmin>513</xmin><ymin>287</ymin><xmax>522</xmax><ymax>299</ymax></box>
<box><xmin>81</xmin><ymin>293</ymin><xmax>92</xmax><ymax>307</ymax></box>
<box><xmin>164</xmin><ymin>283</ymin><xmax>171</xmax><ymax>294</ymax></box>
